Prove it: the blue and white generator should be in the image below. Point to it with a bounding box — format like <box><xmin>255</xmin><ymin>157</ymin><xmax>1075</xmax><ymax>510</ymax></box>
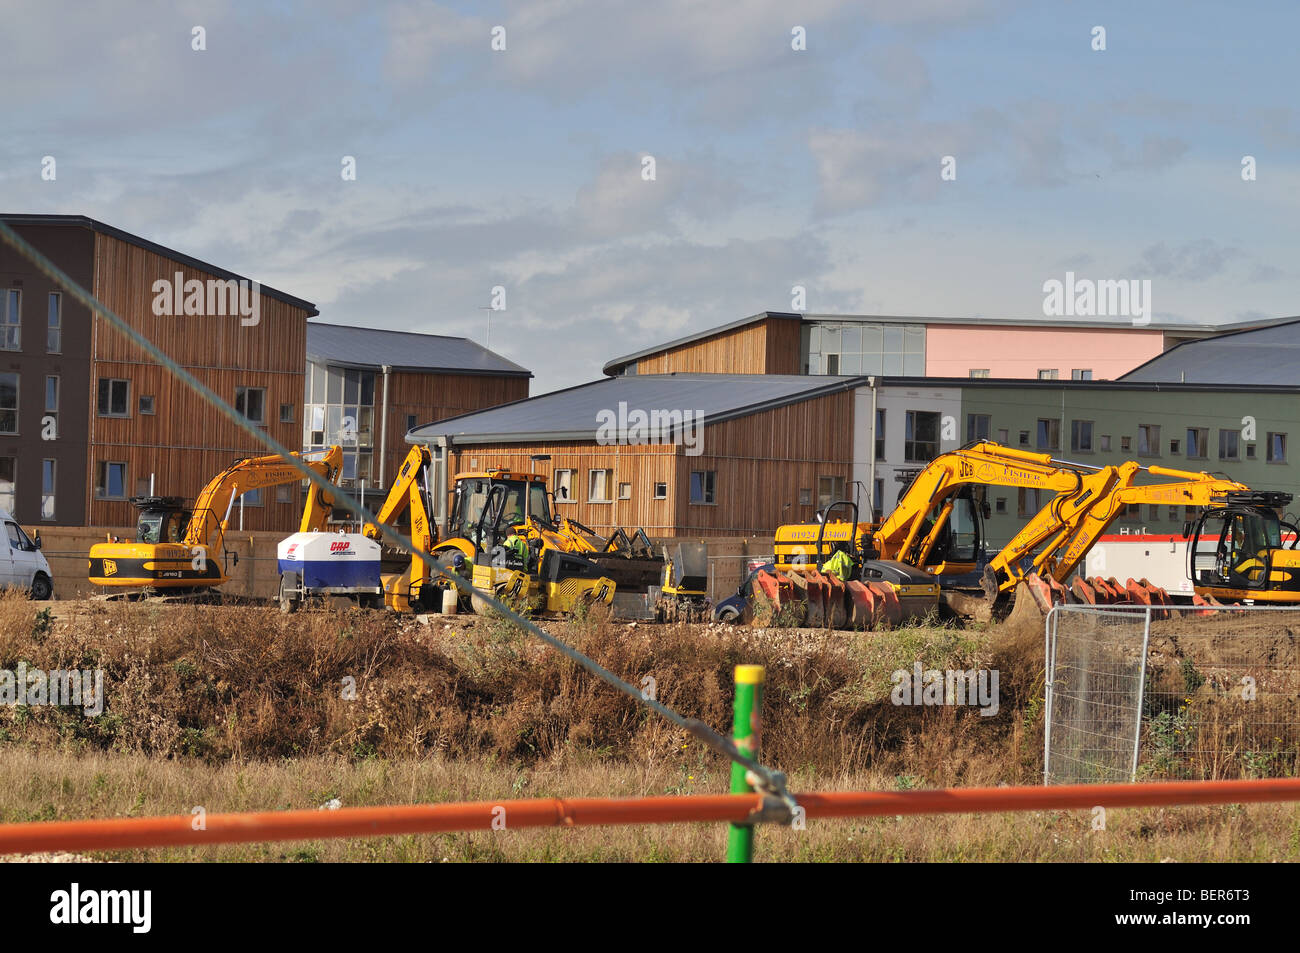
<box><xmin>276</xmin><ymin>531</ymin><xmax>383</xmax><ymax>612</ymax></box>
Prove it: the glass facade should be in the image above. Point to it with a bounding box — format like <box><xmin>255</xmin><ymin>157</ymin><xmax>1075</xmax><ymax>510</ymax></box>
<box><xmin>303</xmin><ymin>361</ymin><xmax>376</xmax><ymax>483</ymax></box>
<box><xmin>803</xmin><ymin>321</ymin><xmax>925</xmax><ymax>376</ymax></box>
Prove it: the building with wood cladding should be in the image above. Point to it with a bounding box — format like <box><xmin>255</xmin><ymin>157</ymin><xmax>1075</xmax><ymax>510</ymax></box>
<box><xmin>0</xmin><ymin>214</ymin><xmax>533</xmax><ymax>533</ymax></box>
<box><xmin>302</xmin><ymin>323</ymin><xmax>531</xmax><ymax>494</ymax></box>
<box><xmin>0</xmin><ymin>214</ymin><xmax>316</xmax><ymax>530</ymax></box>
<box><xmin>408</xmin><ymin>374</ymin><xmax>860</xmax><ymax>537</ymax></box>
<box><xmin>602</xmin><ymin>310</ymin><xmax>1297</xmax><ymax>381</ymax></box>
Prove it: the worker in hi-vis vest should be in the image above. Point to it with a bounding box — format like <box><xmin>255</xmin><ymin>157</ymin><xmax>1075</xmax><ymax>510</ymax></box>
<box><xmin>820</xmin><ymin>546</ymin><xmax>853</xmax><ymax>583</ymax></box>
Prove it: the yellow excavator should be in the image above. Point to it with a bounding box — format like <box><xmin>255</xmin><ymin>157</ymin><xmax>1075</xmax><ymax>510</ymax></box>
<box><xmin>772</xmin><ymin>441</ymin><xmax>1300</xmax><ymax>621</ymax></box>
<box><xmin>88</xmin><ymin>447</ymin><xmax>343</xmax><ymax>593</ymax></box>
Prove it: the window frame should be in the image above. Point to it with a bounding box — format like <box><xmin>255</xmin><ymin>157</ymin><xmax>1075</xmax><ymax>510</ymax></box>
<box><xmin>587</xmin><ymin>468</ymin><xmax>612</xmax><ymax>504</ymax></box>
<box><xmin>95</xmin><ymin>461</ymin><xmax>129</xmax><ymax>500</ymax></box>
<box><xmin>235</xmin><ymin>386</ymin><xmax>267</xmax><ymax>425</ymax></box>
<box><xmin>41</xmin><ymin>458</ymin><xmax>55</xmax><ymax>521</ymax></box>
<box><xmin>904</xmin><ymin>409</ymin><xmax>940</xmax><ymax>463</ymax></box>
<box><xmin>689</xmin><ymin>469</ymin><xmax>717</xmax><ymax>505</ymax></box>
<box><xmin>97</xmin><ymin>378</ymin><xmax>131</xmax><ymax>418</ymax></box>
<box><xmin>1267</xmin><ymin>432</ymin><xmax>1287</xmax><ymax>464</ymax></box>
<box><xmin>47</xmin><ymin>292</ymin><xmax>61</xmax><ymax>354</ymax></box>
<box><xmin>2</xmin><ymin>289</ymin><xmax>20</xmax><ymax>351</ymax></box>
<box><xmin>553</xmin><ymin>468</ymin><xmax>575</xmax><ymax>503</ymax></box>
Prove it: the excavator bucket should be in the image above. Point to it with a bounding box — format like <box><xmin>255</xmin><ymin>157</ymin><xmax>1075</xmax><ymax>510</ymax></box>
<box><xmin>846</xmin><ymin>580</ymin><xmax>875</xmax><ymax>628</ymax></box>
<box><xmin>1071</xmin><ymin>575</ymin><xmax>1098</xmax><ymax>605</ymax></box>
<box><xmin>1001</xmin><ymin>574</ymin><xmax>1058</xmax><ymax>634</ymax></box>
<box><xmin>803</xmin><ymin>570</ymin><xmax>828</xmax><ymax>627</ymax></box>
<box><xmin>867</xmin><ymin>581</ymin><xmax>902</xmax><ymax>627</ymax></box>
<box><xmin>824</xmin><ymin>573</ymin><xmax>847</xmax><ymax>628</ymax></box>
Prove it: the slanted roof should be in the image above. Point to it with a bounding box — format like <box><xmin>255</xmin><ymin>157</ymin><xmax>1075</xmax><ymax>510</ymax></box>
<box><xmin>1121</xmin><ymin>318</ymin><xmax>1300</xmax><ymax>385</ymax></box>
<box><xmin>408</xmin><ymin>373</ymin><xmax>858</xmax><ymax>444</ymax></box>
<box><xmin>307</xmin><ymin>322</ymin><xmax>532</xmax><ymax>377</ymax></box>
<box><xmin>0</xmin><ymin>213</ymin><xmax>318</xmax><ymax>315</ymax></box>
<box><xmin>601</xmin><ymin>310</ymin><xmax>1300</xmax><ymax>375</ymax></box>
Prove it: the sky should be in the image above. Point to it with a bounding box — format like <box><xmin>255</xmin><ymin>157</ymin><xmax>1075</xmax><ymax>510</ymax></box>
<box><xmin>3</xmin><ymin>0</ymin><xmax>1298</xmax><ymax>394</ymax></box>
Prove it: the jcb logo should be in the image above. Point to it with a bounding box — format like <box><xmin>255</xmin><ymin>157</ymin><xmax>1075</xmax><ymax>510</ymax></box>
<box><xmin>103</xmin><ymin>559</ymin><xmax>117</xmax><ymax>577</ymax></box>
<box><xmin>958</xmin><ymin>460</ymin><xmax>974</xmax><ymax>479</ymax></box>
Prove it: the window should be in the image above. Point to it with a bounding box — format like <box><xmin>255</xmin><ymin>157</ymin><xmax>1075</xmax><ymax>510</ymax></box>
<box><xmin>242</xmin><ymin>488</ymin><xmax>263</xmax><ymax>507</ymax></box>
<box><xmin>1100</xmin><ymin>435</ymin><xmax>1112</xmax><ymax>452</ymax></box>
<box><xmin>588</xmin><ymin>469</ymin><xmax>612</xmax><ymax>503</ymax></box>
<box><xmin>618</xmin><ymin>482</ymin><xmax>632</xmax><ymax>500</ymax></box>
<box><xmin>873</xmin><ymin>479</ymin><xmax>883</xmax><ymax>516</ymax></box>
<box><xmin>1037</xmin><ymin>369</ymin><xmax>1058</xmax><ymax>380</ymax></box>
<box><xmin>904</xmin><ymin>410</ymin><xmax>939</xmax><ymax>463</ymax></box>
<box><xmin>875</xmin><ymin>408</ymin><xmax>886</xmax><ymax>462</ymax></box>
<box><xmin>47</xmin><ymin>293</ymin><xmax>61</xmax><ymax>353</ymax></box>
<box><xmin>1169</xmin><ymin>438</ymin><xmax>1181</xmax><ymax>455</ymax></box>
<box><xmin>96</xmin><ymin>461</ymin><xmax>128</xmax><ymax>499</ymax></box>
<box><xmin>279</xmin><ymin>403</ymin><xmax>295</xmax><ymax>424</ymax></box>
<box><xmin>41</xmin><ymin>459</ymin><xmax>55</xmax><ymax>520</ymax></box>
<box><xmin>1219</xmin><ymin>429</ymin><xmax>1239</xmax><ymax>461</ymax></box>
<box><xmin>1123</xmin><ymin>503</ymin><xmax>1141</xmax><ymax>519</ymax></box>
<box><xmin>275</xmin><ymin>484</ymin><xmax>293</xmax><ymax>504</ymax></box>
<box><xmin>1138</xmin><ymin>424</ymin><xmax>1160</xmax><ymax>457</ymax></box>
<box><xmin>1168</xmin><ymin>506</ymin><xmax>1180</xmax><ymax>521</ymax></box>
<box><xmin>818</xmin><ymin>475</ymin><xmax>845</xmax><ymax>510</ymax></box>
<box><xmin>1018</xmin><ymin>430</ymin><xmax>1030</xmax><ymax>447</ymax></box>
<box><xmin>138</xmin><ymin>395</ymin><xmax>156</xmax><ymax>415</ymax></box>
<box><xmin>995</xmin><ymin>497</ymin><xmax>1007</xmax><ymax>514</ymax></box>
<box><xmin>1121</xmin><ymin>436</ymin><xmax>1132</xmax><ymax>452</ymax></box>
<box><xmin>1246</xmin><ymin>443</ymin><xmax>1256</xmax><ymax>460</ymax></box>
<box><xmin>1071</xmin><ymin>369</ymin><xmax>1093</xmax><ymax>380</ymax></box>
<box><xmin>969</xmin><ymin>369</ymin><xmax>990</xmax><ymax>378</ymax></box>
<box><xmin>0</xmin><ymin>372</ymin><xmax>17</xmax><ymax>434</ymax></box>
<box><xmin>406</xmin><ymin>414</ymin><xmax>418</xmax><ymax>432</ymax></box>
<box><xmin>0</xmin><ymin>457</ymin><xmax>13</xmax><ymax>512</ymax></box>
<box><xmin>1186</xmin><ymin>428</ymin><xmax>1208</xmax><ymax>460</ymax></box>
<box><xmin>302</xmin><ymin>362</ymin><xmax>375</xmax><ymax>478</ymax></box>
<box><xmin>1267</xmin><ymin>432</ymin><xmax>1287</xmax><ymax>463</ymax></box>
<box><xmin>997</xmin><ymin>428</ymin><xmax>1009</xmax><ymax>444</ymax></box>
<box><xmin>235</xmin><ymin>386</ymin><xmax>266</xmax><ymax>424</ymax></box>
<box><xmin>2</xmin><ymin>289</ymin><xmax>20</xmax><ymax>350</ymax></box>
<box><xmin>967</xmin><ymin>414</ymin><xmax>990</xmax><ymax>443</ymax></box>
<box><xmin>653</xmin><ymin>482</ymin><xmax>667</xmax><ymax>500</ymax></box>
<box><xmin>97</xmin><ymin>378</ymin><xmax>130</xmax><ymax>417</ymax></box>
<box><xmin>554</xmin><ymin>469</ymin><xmax>574</xmax><ymax>502</ymax></box>
<box><xmin>799</xmin><ymin>488</ymin><xmax>812</xmax><ymax>506</ymax></box>
<box><xmin>1036</xmin><ymin>418</ymin><xmax>1060</xmax><ymax>451</ymax></box>
<box><xmin>1018</xmin><ymin>488</ymin><xmax>1043</xmax><ymax>517</ymax></box>
<box><xmin>690</xmin><ymin>470</ymin><xmax>716</xmax><ymax>504</ymax></box>
<box><xmin>135</xmin><ymin>478</ymin><xmax>151</xmax><ymax>497</ymax></box>
<box><xmin>1070</xmin><ymin>419</ymin><xmax>1093</xmax><ymax>453</ymax></box>
<box><xmin>44</xmin><ymin>376</ymin><xmax>58</xmax><ymax>436</ymax></box>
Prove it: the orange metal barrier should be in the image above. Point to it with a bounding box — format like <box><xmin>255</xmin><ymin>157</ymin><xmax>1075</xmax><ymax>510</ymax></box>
<box><xmin>3</xmin><ymin>777</ymin><xmax>1300</xmax><ymax>855</ymax></box>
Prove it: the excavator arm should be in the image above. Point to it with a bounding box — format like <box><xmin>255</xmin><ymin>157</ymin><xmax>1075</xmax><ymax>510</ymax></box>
<box><xmin>184</xmin><ymin>446</ymin><xmax>343</xmax><ymax>552</ymax></box>
<box><xmin>984</xmin><ymin>464</ymin><xmax>1250</xmax><ymax>594</ymax></box>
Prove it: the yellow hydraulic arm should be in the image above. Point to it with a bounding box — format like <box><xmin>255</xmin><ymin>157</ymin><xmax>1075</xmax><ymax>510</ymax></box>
<box><xmin>984</xmin><ymin>464</ymin><xmax>1251</xmax><ymax>594</ymax></box>
<box><xmin>186</xmin><ymin>446</ymin><xmax>343</xmax><ymax>552</ymax></box>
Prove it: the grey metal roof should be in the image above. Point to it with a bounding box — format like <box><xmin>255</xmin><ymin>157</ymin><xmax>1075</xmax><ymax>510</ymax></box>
<box><xmin>1121</xmin><ymin>318</ymin><xmax>1300</xmax><ymax>385</ymax></box>
<box><xmin>600</xmin><ymin>310</ymin><xmax>1300</xmax><ymax>375</ymax></box>
<box><xmin>408</xmin><ymin>373</ymin><xmax>859</xmax><ymax>444</ymax></box>
<box><xmin>1</xmin><ymin>213</ymin><xmax>319</xmax><ymax>315</ymax></box>
<box><xmin>307</xmin><ymin>322</ymin><xmax>532</xmax><ymax>377</ymax></box>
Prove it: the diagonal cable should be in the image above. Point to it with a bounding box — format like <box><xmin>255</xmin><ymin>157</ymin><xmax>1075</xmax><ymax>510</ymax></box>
<box><xmin>0</xmin><ymin>220</ymin><xmax>794</xmax><ymax>811</ymax></box>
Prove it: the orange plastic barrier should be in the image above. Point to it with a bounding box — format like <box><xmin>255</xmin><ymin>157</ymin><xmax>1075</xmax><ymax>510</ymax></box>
<box><xmin>2</xmin><ymin>778</ymin><xmax>1300</xmax><ymax>855</ymax></box>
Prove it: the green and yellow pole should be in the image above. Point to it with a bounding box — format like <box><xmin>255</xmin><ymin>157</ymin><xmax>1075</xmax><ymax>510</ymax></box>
<box><xmin>725</xmin><ymin>664</ymin><xmax>765</xmax><ymax>863</ymax></box>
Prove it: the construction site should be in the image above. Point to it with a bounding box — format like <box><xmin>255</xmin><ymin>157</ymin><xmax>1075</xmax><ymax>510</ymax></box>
<box><xmin>2</xmin><ymin>8</ymin><xmax>1299</xmax><ymax>907</ymax></box>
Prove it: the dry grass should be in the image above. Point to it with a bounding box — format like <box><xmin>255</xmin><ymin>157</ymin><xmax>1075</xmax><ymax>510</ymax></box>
<box><xmin>2</xmin><ymin>747</ymin><xmax>1297</xmax><ymax>862</ymax></box>
<box><xmin>1</xmin><ymin>592</ymin><xmax>1297</xmax><ymax>861</ymax></box>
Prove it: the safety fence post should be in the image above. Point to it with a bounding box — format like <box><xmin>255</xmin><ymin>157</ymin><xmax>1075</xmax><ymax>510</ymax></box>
<box><xmin>726</xmin><ymin>664</ymin><xmax>765</xmax><ymax>863</ymax></box>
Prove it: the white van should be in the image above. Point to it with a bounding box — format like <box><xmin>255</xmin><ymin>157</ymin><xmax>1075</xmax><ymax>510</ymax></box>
<box><xmin>0</xmin><ymin>511</ymin><xmax>53</xmax><ymax>600</ymax></box>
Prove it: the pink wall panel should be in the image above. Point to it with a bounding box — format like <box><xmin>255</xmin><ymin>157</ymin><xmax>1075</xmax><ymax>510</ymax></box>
<box><xmin>925</xmin><ymin>325</ymin><xmax>1165</xmax><ymax>379</ymax></box>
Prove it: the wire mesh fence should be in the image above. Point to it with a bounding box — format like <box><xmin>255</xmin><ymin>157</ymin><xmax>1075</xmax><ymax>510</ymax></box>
<box><xmin>1044</xmin><ymin>605</ymin><xmax>1150</xmax><ymax>785</ymax></box>
<box><xmin>1046</xmin><ymin>604</ymin><xmax>1300</xmax><ymax>784</ymax></box>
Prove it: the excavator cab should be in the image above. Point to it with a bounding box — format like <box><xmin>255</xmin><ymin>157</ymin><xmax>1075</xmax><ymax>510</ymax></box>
<box><xmin>130</xmin><ymin>496</ymin><xmax>191</xmax><ymax>544</ymax></box>
<box><xmin>1189</xmin><ymin>492</ymin><xmax>1296</xmax><ymax>596</ymax></box>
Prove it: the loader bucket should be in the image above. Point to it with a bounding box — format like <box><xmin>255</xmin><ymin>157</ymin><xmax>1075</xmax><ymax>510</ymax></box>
<box><xmin>1071</xmin><ymin>575</ymin><xmax>1098</xmax><ymax>605</ymax></box>
<box><xmin>1002</xmin><ymin>574</ymin><xmax>1056</xmax><ymax>636</ymax></box>
<box><xmin>785</xmin><ymin>571</ymin><xmax>811</xmax><ymax>626</ymax></box>
<box><xmin>867</xmin><ymin>581</ymin><xmax>902</xmax><ymax>627</ymax></box>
